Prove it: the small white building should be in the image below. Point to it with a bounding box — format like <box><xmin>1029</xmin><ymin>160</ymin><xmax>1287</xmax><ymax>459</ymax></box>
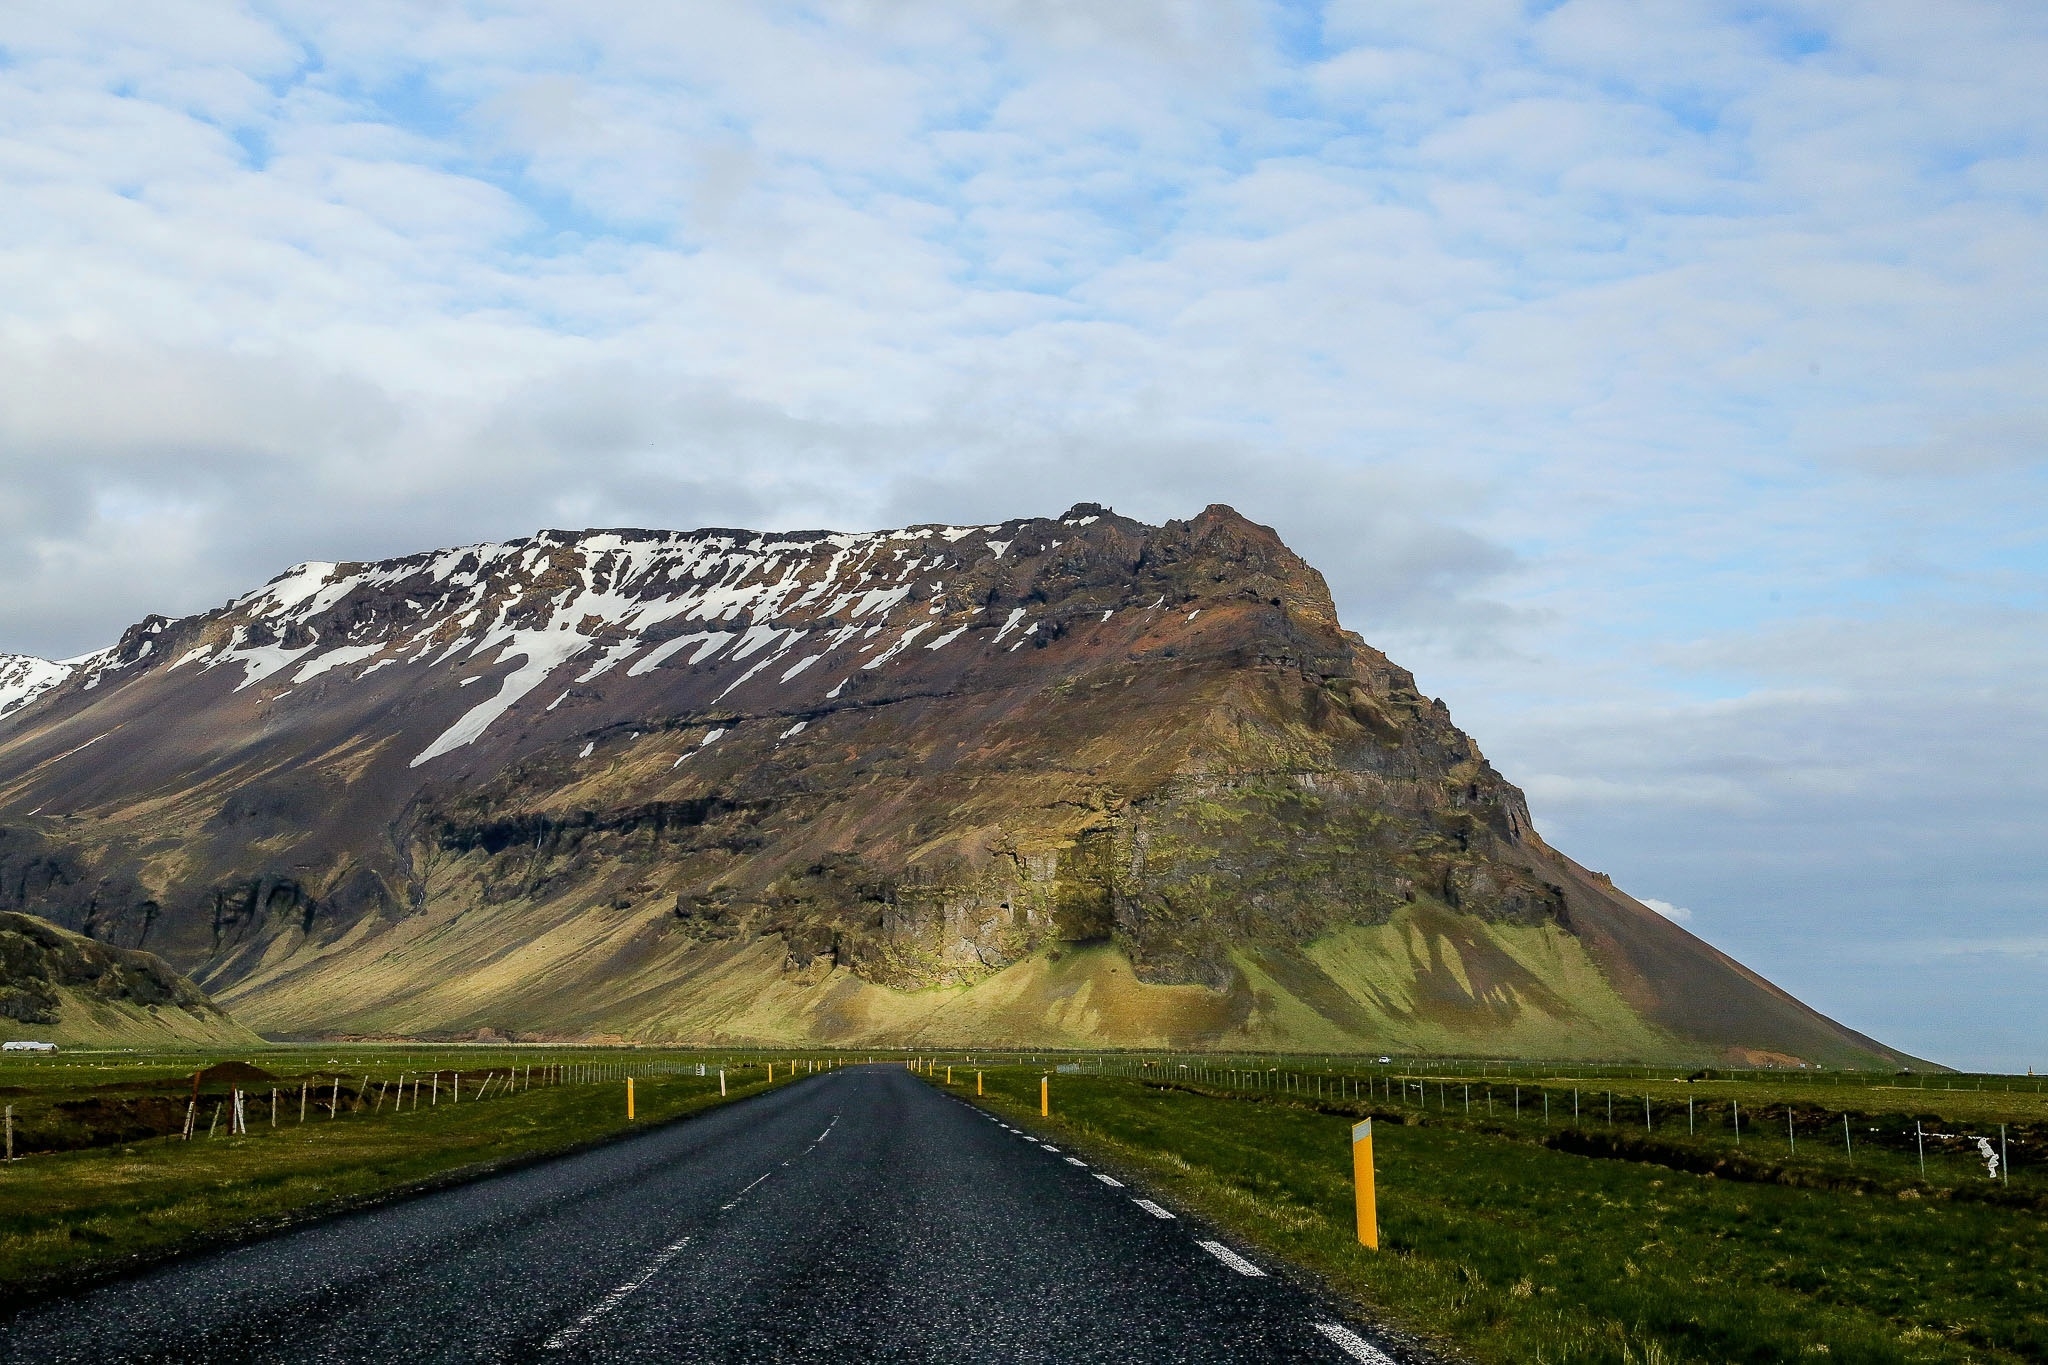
<box><xmin>2</xmin><ymin>1040</ymin><xmax>56</xmax><ymax>1052</ymax></box>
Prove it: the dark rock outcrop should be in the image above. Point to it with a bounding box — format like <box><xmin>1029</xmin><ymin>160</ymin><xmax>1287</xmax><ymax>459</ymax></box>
<box><xmin>0</xmin><ymin>910</ymin><xmax>258</xmax><ymax>1044</ymax></box>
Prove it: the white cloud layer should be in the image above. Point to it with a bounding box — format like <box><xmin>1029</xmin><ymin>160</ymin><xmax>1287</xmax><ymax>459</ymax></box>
<box><xmin>1</xmin><ymin>1</ymin><xmax>2043</xmax><ymax>1070</ymax></box>
<box><xmin>1640</xmin><ymin>900</ymin><xmax>1693</xmax><ymax>925</ymax></box>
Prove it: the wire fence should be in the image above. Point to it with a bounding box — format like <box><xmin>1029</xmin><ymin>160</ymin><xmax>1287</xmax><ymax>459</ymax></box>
<box><xmin>1055</xmin><ymin>1054</ymin><xmax>2038</xmax><ymax>1194</ymax></box>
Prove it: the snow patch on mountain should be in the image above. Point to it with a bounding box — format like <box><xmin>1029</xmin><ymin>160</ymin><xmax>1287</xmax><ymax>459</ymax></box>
<box><xmin>0</xmin><ymin>654</ymin><xmax>72</xmax><ymax>721</ymax></box>
<box><xmin>410</xmin><ymin>625</ymin><xmax>594</xmax><ymax>767</ymax></box>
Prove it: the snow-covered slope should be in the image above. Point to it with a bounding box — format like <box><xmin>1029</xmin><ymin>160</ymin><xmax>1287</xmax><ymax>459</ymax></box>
<box><xmin>60</xmin><ymin>517</ymin><xmax>1104</xmax><ymax>770</ymax></box>
<box><xmin>0</xmin><ymin>653</ymin><xmax>71</xmax><ymax>721</ymax></box>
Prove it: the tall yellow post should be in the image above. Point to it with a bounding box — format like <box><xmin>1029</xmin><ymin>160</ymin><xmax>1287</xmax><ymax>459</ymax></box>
<box><xmin>1041</xmin><ymin>1075</ymin><xmax>1050</xmax><ymax>1117</ymax></box>
<box><xmin>627</xmin><ymin>1077</ymin><xmax>636</xmax><ymax>1120</ymax></box>
<box><xmin>1352</xmin><ymin>1118</ymin><xmax>1378</xmax><ymax>1249</ymax></box>
<box><xmin>767</xmin><ymin>1063</ymin><xmax>774</xmax><ymax>1082</ymax></box>
<box><xmin>977</xmin><ymin>1072</ymin><xmax>983</xmax><ymax>1096</ymax></box>
<box><xmin>946</xmin><ymin>1066</ymin><xmax>953</xmax><ymax>1085</ymax></box>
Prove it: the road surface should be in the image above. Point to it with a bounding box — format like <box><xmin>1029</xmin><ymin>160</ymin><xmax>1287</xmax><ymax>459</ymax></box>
<box><xmin>1</xmin><ymin>1066</ymin><xmax>1414</xmax><ymax>1363</ymax></box>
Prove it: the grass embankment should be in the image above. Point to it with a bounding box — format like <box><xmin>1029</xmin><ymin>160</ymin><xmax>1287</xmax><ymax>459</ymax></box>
<box><xmin>1090</xmin><ymin>1056</ymin><xmax>2046</xmax><ymax>1199</ymax></box>
<box><xmin>948</xmin><ymin>1064</ymin><xmax>2048</xmax><ymax>1365</ymax></box>
<box><xmin>0</xmin><ymin>1047</ymin><xmax>825</xmax><ymax>1297</ymax></box>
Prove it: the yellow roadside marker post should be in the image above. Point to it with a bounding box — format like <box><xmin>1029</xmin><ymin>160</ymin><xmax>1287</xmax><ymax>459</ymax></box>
<box><xmin>1041</xmin><ymin>1075</ymin><xmax>1050</xmax><ymax>1117</ymax></box>
<box><xmin>627</xmin><ymin>1077</ymin><xmax>636</xmax><ymax>1120</ymax></box>
<box><xmin>768</xmin><ymin>1063</ymin><xmax>774</xmax><ymax>1082</ymax></box>
<box><xmin>977</xmin><ymin>1072</ymin><xmax>983</xmax><ymax>1096</ymax></box>
<box><xmin>947</xmin><ymin>1066</ymin><xmax>953</xmax><ymax>1085</ymax></box>
<box><xmin>1352</xmin><ymin>1119</ymin><xmax>1378</xmax><ymax>1249</ymax></box>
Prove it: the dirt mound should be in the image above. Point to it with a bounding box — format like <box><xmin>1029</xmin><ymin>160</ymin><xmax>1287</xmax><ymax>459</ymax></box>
<box><xmin>197</xmin><ymin>1060</ymin><xmax>276</xmax><ymax>1084</ymax></box>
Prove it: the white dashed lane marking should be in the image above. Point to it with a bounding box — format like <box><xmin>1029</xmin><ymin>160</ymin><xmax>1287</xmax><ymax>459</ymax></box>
<box><xmin>1197</xmin><ymin>1240</ymin><xmax>1267</xmax><ymax>1277</ymax></box>
<box><xmin>1093</xmin><ymin>1173</ymin><xmax>1124</xmax><ymax>1188</ymax></box>
<box><xmin>1313</xmin><ymin>1322</ymin><xmax>1400</xmax><ymax>1363</ymax></box>
<box><xmin>1064</xmin><ymin>1157</ymin><xmax>1087</xmax><ymax>1167</ymax></box>
<box><xmin>1132</xmin><ymin>1199</ymin><xmax>1175</xmax><ymax>1220</ymax></box>
<box><xmin>541</xmin><ymin>1236</ymin><xmax>691</xmax><ymax>1350</ymax></box>
<box><xmin>719</xmin><ymin>1171</ymin><xmax>770</xmax><ymax>1210</ymax></box>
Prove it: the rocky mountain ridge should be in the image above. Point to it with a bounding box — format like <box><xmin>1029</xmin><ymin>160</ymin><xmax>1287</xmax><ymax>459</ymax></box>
<box><xmin>0</xmin><ymin>505</ymin><xmax>1909</xmax><ymax>1064</ymax></box>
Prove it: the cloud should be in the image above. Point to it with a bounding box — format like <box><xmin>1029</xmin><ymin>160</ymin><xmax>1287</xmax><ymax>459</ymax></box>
<box><xmin>1840</xmin><ymin>414</ymin><xmax>2048</xmax><ymax>479</ymax></box>
<box><xmin>1885</xmin><ymin>937</ymin><xmax>2048</xmax><ymax>961</ymax></box>
<box><xmin>1640</xmin><ymin>899</ymin><xmax>1692</xmax><ymax>924</ymax></box>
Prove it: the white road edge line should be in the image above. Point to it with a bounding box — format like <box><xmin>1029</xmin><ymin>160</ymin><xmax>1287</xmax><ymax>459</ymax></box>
<box><xmin>1132</xmin><ymin>1199</ymin><xmax>1175</xmax><ymax>1219</ymax></box>
<box><xmin>1312</xmin><ymin>1322</ymin><xmax>1399</xmax><ymax>1364</ymax></box>
<box><xmin>1093</xmin><ymin>1173</ymin><xmax>1124</xmax><ymax>1187</ymax></box>
<box><xmin>542</xmin><ymin>1236</ymin><xmax>691</xmax><ymax>1350</ymax></box>
<box><xmin>1197</xmin><ymin>1240</ymin><xmax>1267</xmax><ymax>1277</ymax></box>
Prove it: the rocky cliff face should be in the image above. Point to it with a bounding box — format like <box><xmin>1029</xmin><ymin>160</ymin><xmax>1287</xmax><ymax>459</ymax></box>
<box><xmin>0</xmin><ymin>505</ymin><xmax>1906</xmax><ymax>1063</ymax></box>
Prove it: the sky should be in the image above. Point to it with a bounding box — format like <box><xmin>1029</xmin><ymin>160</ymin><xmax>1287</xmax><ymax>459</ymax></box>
<box><xmin>1</xmin><ymin>1</ymin><xmax>2043</xmax><ymax>1070</ymax></box>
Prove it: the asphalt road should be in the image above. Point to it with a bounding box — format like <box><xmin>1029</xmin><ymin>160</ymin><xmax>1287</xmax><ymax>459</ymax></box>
<box><xmin>1</xmin><ymin>1067</ymin><xmax>1414</xmax><ymax>1363</ymax></box>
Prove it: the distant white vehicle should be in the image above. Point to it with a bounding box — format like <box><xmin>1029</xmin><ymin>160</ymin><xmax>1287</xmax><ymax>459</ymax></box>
<box><xmin>2</xmin><ymin>1040</ymin><xmax>56</xmax><ymax>1052</ymax></box>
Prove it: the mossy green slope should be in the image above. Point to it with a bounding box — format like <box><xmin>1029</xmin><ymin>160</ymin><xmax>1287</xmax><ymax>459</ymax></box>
<box><xmin>234</xmin><ymin>904</ymin><xmax>1679</xmax><ymax>1060</ymax></box>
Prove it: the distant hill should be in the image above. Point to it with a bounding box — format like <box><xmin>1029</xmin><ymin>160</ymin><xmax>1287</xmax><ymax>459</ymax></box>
<box><xmin>0</xmin><ymin>504</ymin><xmax>1912</xmax><ymax>1064</ymax></box>
<box><xmin>0</xmin><ymin>912</ymin><xmax>260</xmax><ymax>1046</ymax></box>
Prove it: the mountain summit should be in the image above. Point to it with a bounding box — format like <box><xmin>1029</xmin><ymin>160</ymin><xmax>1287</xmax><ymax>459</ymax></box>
<box><xmin>0</xmin><ymin>505</ymin><xmax>1903</xmax><ymax>1062</ymax></box>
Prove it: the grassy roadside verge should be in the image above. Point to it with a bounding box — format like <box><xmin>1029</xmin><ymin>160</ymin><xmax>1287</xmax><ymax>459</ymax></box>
<box><xmin>0</xmin><ymin>1069</ymin><xmax>783</xmax><ymax>1302</ymax></box>
<box><xmin>945</xmin><ymin>1066</ymin><xmax>2045</xmax><ymax>1365</ymax></box>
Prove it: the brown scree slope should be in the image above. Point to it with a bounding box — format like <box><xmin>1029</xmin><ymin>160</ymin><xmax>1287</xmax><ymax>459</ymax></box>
<box><xmin>0</xmin><ymin>504</ymin><xmax>1909</xmax><ymax>1063</ymax></box>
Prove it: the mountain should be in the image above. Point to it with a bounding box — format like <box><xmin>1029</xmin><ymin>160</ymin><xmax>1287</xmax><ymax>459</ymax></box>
<box><xmin>0</xmin><ymin>504</ymin><xmax>1908</xmax><ymax>1064</ymax></box>
<box><xmin>0</xmin><ymin>911</ymin><xmax>260</xmax><ymax>1046</ymax></box>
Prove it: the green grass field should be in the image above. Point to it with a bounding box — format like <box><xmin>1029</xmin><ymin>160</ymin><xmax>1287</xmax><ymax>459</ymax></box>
<box><xmin>927</xmin><ymin>1058</ymin><xmax>2046</xmax><ymax>1365</ymax></box>
<box><xmin>0</xmin><ymin>1044</ymin><xmax>851</xmax><ymax>1296</ymax></box>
